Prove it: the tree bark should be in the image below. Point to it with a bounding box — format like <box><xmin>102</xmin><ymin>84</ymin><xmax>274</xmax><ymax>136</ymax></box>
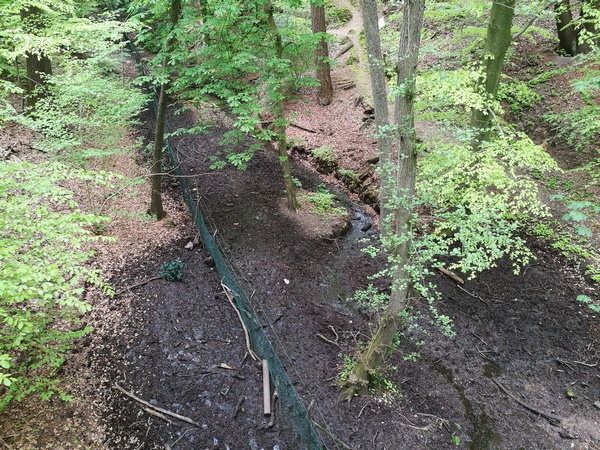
<box><xmin>555</xmin><ymin>0</ymin><xmax>579</xmax><ymax>55</ymax></box>
<box><xmin>580</xmin><ymin>0</ymin><xmax>600</xmax><ymax>51</ymax></box>
<box><xmin>149</xmin><ymin>0</ymin><xmax>182</xmax><ymax>220</ymax></box>
<box><xmin>20</xmin><ymin>6</ymin><xmax>52</xmax><ymax>110</ymax></box>
<box><xmin>265</xmin><ymin>0</ymin><xmax>299</xmax><ymax>211</ymax></box>
<box><xmin>359</xmin><ymin>0</ymin><xmax>392</xmax><ymax>230</ymax></box>
<box><xmin>343</xmin><ymin>0</ymin><xmax>424</xmax><ymax>399</ymax></box>
<box><xmin>471</xmin><ymin>0</ymin><xmax>515</xmax><ymax>145</ymax></box>
<box><xmin>311</xmin><ymin>2</ymin><xmax>333</xmax><ymax>106</ymax></box>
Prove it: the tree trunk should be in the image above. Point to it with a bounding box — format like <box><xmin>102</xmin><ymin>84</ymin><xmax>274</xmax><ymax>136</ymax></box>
<box><xmin>20</xmin><ymin>6</ymin><xmax>52</xmax><ymax>110</ymax></box>
<box><xmin>342</xmin><ymin>0</ymin><xmax>424</xmax><ymax>399</ymax></box>
<box><xmin>580</xmin><ymin>0</ymin><xmax>600</xmax><ymax>52</ymax></box>
<box><xmin>149</xmin><ymin>81</ymin><xmax>168</xmax><ymax>220</ymax></box>
<box><xmin>311</xmin><ymin>2</ymin><xmax>333</xmax><ymax>106</ymax></box>
<box><xmin>471</xmin><ymin>0</ymin><xmax>515</xmax><ymax>145</ymax></box>
<box><xmin>265</xmin><ymin>1</ymin><xmax>299</xmax><ymax>211</ymax></box>
<box><xmin>359</xmin><ymin>0</ymin><xmax>392</xmax><ymax>229</ymax></box>
<box><xmin>555</xmin><ymin>0</ymin><xmax>579</xmax><ymax>55</ymax></box>
<box><xmin>149</xmin><ymin>0</ymin><xmax>182</xmax><ymax>220</ymax></box>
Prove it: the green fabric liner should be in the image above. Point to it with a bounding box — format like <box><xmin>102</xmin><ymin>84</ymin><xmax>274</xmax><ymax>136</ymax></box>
<box><xmin>126</xmin><ymin>38</ymin><xmax>322</xmax><ymax>449</ymax></box>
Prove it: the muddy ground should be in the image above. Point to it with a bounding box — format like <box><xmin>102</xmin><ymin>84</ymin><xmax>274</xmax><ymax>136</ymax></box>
<box><xmin>91</xmin><ymin>82</ymin><xmax>600</xmax><ymax>449</ymax></box>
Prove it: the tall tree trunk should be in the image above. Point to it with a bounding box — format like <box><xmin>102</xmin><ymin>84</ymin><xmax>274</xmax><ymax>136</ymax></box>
<box><xmin>311</xmin><ymin>2</ymin><xmax>333</xmax><ymax>106</ymax></box>
<box><xmin>471</xmin><ymin>0</ymin><xmax>515</xmax><ymax>145</ymax></box>
<box><xmin>555</xmin><ymin>0</ymin><xmax>579</xmax><ymax>55</ymax></box>
<box><xmin>265</xmin><ymin>0</ymin><xmax>299</xmax><ymax>211</ymax></box>
<box><xmin>359</xmin><ymin>0</ymin><xmax>392</xmax><ymax>229</ymax></box>
<box><xmin>20</xmin><ymin>6</ymin><xmax>52</xmax><ymax>110</ymax></box>
<box><xmin>342</xmin><ymin>0</ymin><xmax>424</xmax><ymax>399</ymax></box>
<box><xmin>149</xmin><ymin>0</ymin><xmax>182</xmax><ymax>220</ymax></box>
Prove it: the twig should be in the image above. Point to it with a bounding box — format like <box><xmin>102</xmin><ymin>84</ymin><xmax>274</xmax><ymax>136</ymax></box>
<box><xmin>457</xmin><ymin>285</ymin><xmax>489</xmax><ymax>306</ymax></box>
<box><xmin>512</xmin><ymin>0</ymin><xmax>556</xmax><ymax>41</ymax></box>
<box><xmin>267</xmin><ymin>390</ymin><xmax>278</xmax><ymax>428</ymax></box>
<box><xmin>312</xmin><ymin>421</ymin><xmax>353</xmax><ymax>450</ymax></box>
<box><xmin>221</xmin><ymin>283</ymin><xmax>259</xmax><ymax>361</ymax></box>
<box><xmin>470</xmin><ymin>332</ymin><xmax>488</xmax><ymax>346</ymax></box>
<box><xmin>358</xmin><ymin>401</ymin><xmax>370</xmax><ymax>418</ymax></box>
<box><xmin>491</xmin><ymin>378</ymin><xmax>563</xmax><ymax>424</ymax></box>
<box><xmin>170</xmin><ymin>428</ymin><xmax>195</xmax><ymax>447</ymax></box>
<box><xmin>289</xmin><ymin>122</ymin><xmax>316</xmax><ymax>133</ymax></box>
<box><xmin>113</xmin><ymin>384</ymin><xmax>200</xmax><ymax>427</ymax></box>
<box><xmin>142</xmin><ymin>406</ymin><xmax>173</xmax><ymax>425</ymax></box>
<box><xmin>232</xmin><ymin>396</ymin><xmax>246</xmax><ymax>419</ymax></box>
<box><xmin>317</xmin><ymin>333</ymin><xmax>342</xmax><ymax>350</ymax></box>
<box><xmin>116</xmin><ymin>276</ymin><xmax>162</xmax><ymax>295</ymax></box>
<box><xmin>556</xmin><ymin>357</ymin><xmax>597</xmax><ymax>368</ymax></box>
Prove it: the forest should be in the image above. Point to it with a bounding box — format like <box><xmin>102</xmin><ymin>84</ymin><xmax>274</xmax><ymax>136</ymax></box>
<box><xmin>0</xmin><ymin>0</ymin><xmax>599</xmax><ymax>448</ymax></box>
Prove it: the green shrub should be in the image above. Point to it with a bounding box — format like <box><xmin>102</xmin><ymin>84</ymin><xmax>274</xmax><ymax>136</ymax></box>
<box><xmin>0</xmin><ymin>161</ymin><xmax>113</xmax><ymax>409</ymax></box>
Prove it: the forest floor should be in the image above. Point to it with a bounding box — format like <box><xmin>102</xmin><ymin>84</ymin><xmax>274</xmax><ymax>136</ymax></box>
<box><xmin>1</xmin><ymin>8</ymin><xmax>600</xmax><ymax>450</ymax></box>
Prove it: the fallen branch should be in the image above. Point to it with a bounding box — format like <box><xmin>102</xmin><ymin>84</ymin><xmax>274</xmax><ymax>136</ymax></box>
<box><xmin>334</xmin><ymin>41</ymin><xmax>354</xmax><ymax>60</ymax></box>
<box><xmin>116</xmin><ymin>276</ymin><xmax>162</xmax><ymax>295</ymax></box>
<box><xmin>437</xmin><ymin>267</ymin><xmax>464</xmax><ymax>285</ymax></box>
<box><xmin>492</xmin><ymin>378</ymin><xmax>563</xmax><ymax>424</ymax></box>
<box><xmin>221</xmin><ymin>283</ymin><xmax>259</xmax><ymax>361</ymax></box>
<box><xmin>113</xmin><ymin>384</ymin><xmax>200</xmax><ymax>427</ymax></box>
<box><xmin>289</xmin><ymin>122</ymin><xmax>316</xmax><ymax>133</ymax></box>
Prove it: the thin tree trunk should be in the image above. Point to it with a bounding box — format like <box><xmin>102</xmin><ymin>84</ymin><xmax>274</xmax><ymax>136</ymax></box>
<box><xmin>343</xmin><ymin>0</ymin><xmax>424</xmax><ymax>399</ymax></box>
<box><xmin>149</xmin><ymin>0</ymin><xmax>182</xmax><ymax>220</ymax></box>
<box><xmin>20</xmin><ymin>6</ymin><xmax>52</xmax><ymax>110</ymax></box>
<box><xmin>359</xmin><ymin>0</ymin><xmax>392</xmax><ymax>230</ymax></box>
<box><xmin>311</xmin><ymin>3</ymin><xmax>333</xmax><ymax>106</ymax></box>
<box><xmin>265</xmin><ymin>0</ymin><xmax>298</xmax><ymax>211</ymax></box>
<box><xmin>555</xmin><ymin>0</ymin><xmax>579</xmax><ymax>55</ymax></box>
<box><xmin>580</xmin><ymin>0</ymin><xmax>600</xmax><ymax>52</ymax></box>
<box><xmin>150</xmin><ymin>81</ymin><xmax>168</xmax><ymax>220</ymax></box>
<box><xmin>471</xmin><ymin>0</ymin><xmax>515</xmax><ymax>145</ymax></box>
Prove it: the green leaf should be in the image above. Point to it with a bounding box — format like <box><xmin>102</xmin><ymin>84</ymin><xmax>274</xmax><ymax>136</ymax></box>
<box><xmin>576</xmin><ymin>295</ymin><xmax>591</xmax><ymax>303</ymax></box>
<box><xmin>575</xmin><ymin>226</ymin><xmax>593</xmax><ymax>237</ymax></box>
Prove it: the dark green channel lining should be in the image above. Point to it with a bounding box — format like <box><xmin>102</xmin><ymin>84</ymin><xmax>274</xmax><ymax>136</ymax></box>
<box><xmin>126</xmin><ymin>38</ymin><xmax>322</xmax><ymax>449</ymax></box>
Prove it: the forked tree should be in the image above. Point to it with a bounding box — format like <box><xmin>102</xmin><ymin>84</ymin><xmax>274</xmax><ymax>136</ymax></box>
<box><xmin>341</xmin><ymin>0</ymin><xmax>425</xmax><ymax>397</ymax></box>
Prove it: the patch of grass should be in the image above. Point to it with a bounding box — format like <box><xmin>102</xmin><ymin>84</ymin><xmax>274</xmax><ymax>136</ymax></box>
<box><xmin>299</xmin><ymin>184</ymin><xmax>346</xmax><ymax>217</ymax></box>
<box><xmin>311</xmin><ymin>145</ymin><xmax>338</xmax><ymax>163</ymax></box>
<box><xmin>325</xmin><ymin>1</ymin><xmax>352</xmax><ymax>28</ymax></box>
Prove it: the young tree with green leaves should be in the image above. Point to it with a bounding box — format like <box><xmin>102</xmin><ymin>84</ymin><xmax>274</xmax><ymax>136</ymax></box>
<box><xmin>149</xmin><ymin>0</ymin><xmax>182</xmax><ymax>220</ymax></box>
<box><xmin>341</xmin><ymin>0</ymin><xmax>425</xmax><ymax>397</ymax></box>
<box><xmin>132</xmin><ymin>0</ymin><xmax>320</xmax><ymax>211</ymax></box>
<box><xmin>0</xmin><ymin>161</ymin><xmax>113</xmax><ymax>409</ymax></box>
